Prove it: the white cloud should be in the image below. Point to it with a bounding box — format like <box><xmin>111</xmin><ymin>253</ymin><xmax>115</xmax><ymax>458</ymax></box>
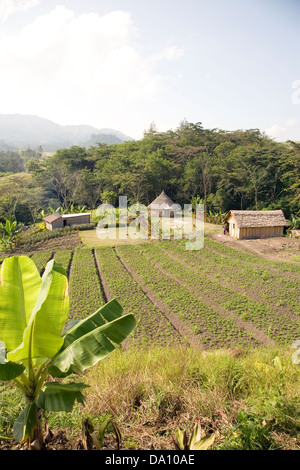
<box><xmin>0</xmin><ymin>0</ymin><xmax>40</xmax><ymax>22</ymax></box>
<box><xmin>264</xmin><ymin>124</ymin><xmax>287</xmax><ymax>139</ymax></box>
<box><xmin>151</xmin><ymin>45</ymin><xmax>185</xmax><ymax>63</ymax></box>
<box><xmin>264</xmin><ymin>120</ymin><xmax>300</xmax><ymax>141</ymax></box>
<box><xmin>0</xmin><ymin>6</ymin><xmax>184</xmax><ymax>137</ymax></box>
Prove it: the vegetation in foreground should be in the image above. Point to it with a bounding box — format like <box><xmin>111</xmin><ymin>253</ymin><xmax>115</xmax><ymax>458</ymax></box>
<box><xmin>0</xmin><ymin>228</ymin><xmax>299</xmax><ymax>450</ymax></box>
<box><xmin>0</xmin><ymin>255</ymin><xmax>135</xmax><ymax>449</ymax></box>
<box><xmin>1</xmin><ymin>345</ymin><xmax>300</xmax><ymax>450</ymax></box>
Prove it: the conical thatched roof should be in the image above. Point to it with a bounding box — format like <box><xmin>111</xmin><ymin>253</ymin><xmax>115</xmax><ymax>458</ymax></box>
<box><xmin>148</xmin><ymin>190</ymin><xmax>175</xmax><ymax>209</ymax></box>
<box><xmin>224</xmin><ymin>210</ymin><xmax>287</xmax><ymax>228</ymax></box>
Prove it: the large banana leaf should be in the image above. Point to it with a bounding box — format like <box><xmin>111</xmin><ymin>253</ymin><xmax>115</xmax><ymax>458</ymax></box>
<box><xmin>0</xmin><ymin>340</ymin><xmax>25</xmax><ymax>380</ymax></box>
<box><xmin>13</xmin><ymin>403</ymin><xmax>38</xmax><ymax>444</ymax></box>
<box><xmin>0</xmin><ymin>256</ymin><xmax>42</xmax><ymax>352</ymax></box>
<box><xmin>7</xmin><ymin>259</ymin><xmax>69</xmax><ymax>366</ymax></box>
<box><xmin>62</xmin><ymin>299</ymin><xmax>123</xmax><ymax>348</ymax></box>
<box><xmin>36</xmin><ymin>382</ymin><xmax>88</xmax><ymax>412</ymax></box>
<box><xmin>48</xmin><ymin>313</ymin><xmax>136</xmax><ymax>378</ymax></box>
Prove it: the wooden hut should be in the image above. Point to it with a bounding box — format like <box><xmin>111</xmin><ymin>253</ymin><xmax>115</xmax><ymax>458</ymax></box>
<box><xmin>224</xmin><ymin>210</ymin><xmax>287</xmax><ymax>239</ymax></box>
<box><xmin>43</xmin><ymin>213</ymin><xmax>64</xmax><ymax>231</ymax></box>
<box><xmin>148</xmin><ymin>191</ymin><xmax>177</xmax><ymax>218</ymax></box>
<box><xmin>43</xmin><ymin>212</ymin><xmax>91</xmax><ymax>231</ymax></box>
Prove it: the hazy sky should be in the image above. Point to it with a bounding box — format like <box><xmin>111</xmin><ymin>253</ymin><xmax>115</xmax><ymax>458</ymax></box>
<box><xmin>0</xmin><ymin>0</ymin><xmax>299</xmax><ymax>140</ymax></box>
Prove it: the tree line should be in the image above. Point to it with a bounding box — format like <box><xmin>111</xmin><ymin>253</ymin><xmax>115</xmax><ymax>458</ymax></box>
<box><xmin>0</xmin><ymin>120</ymin><xmax>299</xmax><ymax>224</ymax></box>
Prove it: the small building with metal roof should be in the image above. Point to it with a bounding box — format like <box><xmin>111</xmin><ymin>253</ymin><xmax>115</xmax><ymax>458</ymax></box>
<box><xmin>43</xmin><ymin>212</ymin><xmax>91</xmax><ymax>230</ymax></box>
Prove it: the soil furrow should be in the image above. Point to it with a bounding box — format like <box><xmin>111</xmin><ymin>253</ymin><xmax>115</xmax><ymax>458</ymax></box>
<box><xmin>161</xmin><ymin>246</ymin><xmax>300</xmax><ymax>324</ymax></box>
<box><xmin>142</xmin><ymin>252</ymin><xmax>275</xmax><ymax>347</ymax></box>
<box><xmin>114</xmin><ymin>246</ymin><xmax>204</xmax><ymax>349</ymax></box>
<box><xmin>206</xmin><ymin>238</ymin><xmax>300</xmax><ymax>276</ymax></box>
<box><xmin>93</xmin><ymin>249</ymin><xmax>110</xmax><ymax>304</ymax></box>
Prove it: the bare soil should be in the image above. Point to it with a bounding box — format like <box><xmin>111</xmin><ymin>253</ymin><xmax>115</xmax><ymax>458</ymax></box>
<box><xmin>0</xmin><ymin>429</ymin><xmax>83</xmax><ymax>451</ymax></box>
<box><xmin>7</xmin><ymin>232</ymin><xmax>83</xmax><ymax>257</ymax></box>
<box><xmin>0</xmin><ymin>429</ymin><xmax>125</xmax><ymax>451</ymax></box>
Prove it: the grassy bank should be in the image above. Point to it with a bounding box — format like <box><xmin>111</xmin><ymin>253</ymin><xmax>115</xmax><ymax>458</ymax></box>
<box><xmin>1</xmin><ymin>345</ymin><xmax>299</xmax><ymax>450</ymax></box>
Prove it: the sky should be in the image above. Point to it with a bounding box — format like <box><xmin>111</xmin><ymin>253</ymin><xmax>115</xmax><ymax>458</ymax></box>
<box><xmin>0</xmin><ymin>0</ymin><xmax>299</xmax><ymax>141</ymax></box>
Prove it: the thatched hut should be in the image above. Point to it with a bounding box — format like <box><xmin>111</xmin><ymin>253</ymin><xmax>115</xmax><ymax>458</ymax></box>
<box><xmin>148</xmin><ymin>191</ymin><xmax>177</xmax><ymax>218</ymax></box>
<box><xmin>224</xmin><ymin>210</ymin><xmax>287</xmax><ymax>239</ymax></box>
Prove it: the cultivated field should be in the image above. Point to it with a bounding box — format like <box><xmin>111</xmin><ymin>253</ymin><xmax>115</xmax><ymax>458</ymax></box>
<box><xmin>2</xmin><ymin>236</ymin><xmax>299</xmax><ymax>350</ymax></box>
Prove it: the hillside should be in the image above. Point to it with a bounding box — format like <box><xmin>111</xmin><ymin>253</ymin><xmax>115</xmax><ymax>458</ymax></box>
<box><xmin>0</xmin><ymin>232</ymin><xmax>299</xmax><ymax>450</ymax></box>
<box><xmin>0</xmin><ymin>114</ymin><xmax>133</xmax><ymax>151</ymax></box>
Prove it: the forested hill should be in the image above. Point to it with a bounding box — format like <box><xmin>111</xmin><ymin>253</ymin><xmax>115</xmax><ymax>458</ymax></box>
<box><xmin>0</xmin><ymin>120</ymin><xmax>299</xmax><ymax>223</ymax></box>
<box><xmin>0</xmin><ymin>114</ymin><xmax>132</xmax><ymax>151</ymax></box>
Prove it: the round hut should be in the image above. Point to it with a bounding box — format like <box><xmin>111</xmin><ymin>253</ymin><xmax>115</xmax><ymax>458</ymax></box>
<box><xmin>148</xmin><ymin>191</ymin><xmax>176</xmax><ymax>218</ymax></box>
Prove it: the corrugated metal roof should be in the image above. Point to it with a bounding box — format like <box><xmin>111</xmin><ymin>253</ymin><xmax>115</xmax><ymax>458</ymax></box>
<box><xmin>43</xmin><ymin>213</ymin><xmax>62</xmax><ymax>223</ymax></box>
<box><xmin>61</xmin><ymin>213</ymin><xmax>91</xmax><ymax>219</ymax></box>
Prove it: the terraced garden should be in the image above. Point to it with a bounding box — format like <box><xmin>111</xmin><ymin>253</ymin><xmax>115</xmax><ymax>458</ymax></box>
<box><xmin>1</xmin><ymin>237</ymin><xmax>299</xmax><ymax>349</ymax></box>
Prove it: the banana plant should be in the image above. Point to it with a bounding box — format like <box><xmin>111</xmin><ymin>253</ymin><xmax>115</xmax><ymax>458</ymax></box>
<box><xmin>0</xmin><ymin>219</ymin><xmax>22</xmax><ymax>250</ymax></box>
<box><xmin>82</xmin><ymin>417</ymin><xmax>121</xmax><ymax>450</ymax></box>
<box><xmin>287</xmin><ymin>214</ymin><xmax>300</xmax><ymax>231</ymax></box>
<box><xmin>0</xmin><ymin>255</ymin><xmax>136</xmax><ymax>449</ymax></box>
<box><xmin>174</xmin><ymin>421</ymin><xmax>215</xmax><ymax>450</ymax></box>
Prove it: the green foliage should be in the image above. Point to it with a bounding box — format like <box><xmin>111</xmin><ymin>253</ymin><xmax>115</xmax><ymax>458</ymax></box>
<box><xmin>0</xmin><ymin>219</ymin><xmax>23</xmax><ymax>251</ymax></box>
<box><xmin>95</xmin><ymin>247</ymin><xmax>182</xmax><ymax>346</ymax></box>
<box><xmin>82</xmin><ymin>416</ymin><xmax>121</xmax><ymax>450</ymax></box>
<box><xmin>174</xmin><ymin>421</ymin><xmax>215</xmax><ymax>450</ymax></box>
<box><xmin>19</xmin><ymin>223</ymin><xmax>95</xmax><ymax>246</ymax></box>
<box><xmin>57</xmin><ymin>204</ymin><xmax>87</xmax><ymax>214</ymax></box>
<box><xmin>0</xmin><ymin>255</ymin><xmax>136</xmax><ymax>448</ymax></box>
<box><xmin>1</xmin><ymin>345</ymin><xmax>300</xmax><ymax>449</ymax></box>
<box><xmin>287</xmin><ymin>214</ymin><xmax>300</xmax><ymax>230</ymax></box>
<box><xmin>101</xmin><ymin>190</ymin><xmax>117</xmax><ymax>205</ymax></box>
<box><xmin>220</xmin><ymin>410</ymin><xmax>278</xmax><ymax>450</ymax></box>
<box><xmin>1</xmin><ymin>121</ymin><xmax>299</xmax><ymax>222</ymax></box>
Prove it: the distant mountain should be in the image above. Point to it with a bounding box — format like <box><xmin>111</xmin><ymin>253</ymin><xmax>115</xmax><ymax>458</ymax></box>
<box><xmin>0</xmin><ymin>114</ymin><xmax>133</xmax><ymax>151</ymax></box>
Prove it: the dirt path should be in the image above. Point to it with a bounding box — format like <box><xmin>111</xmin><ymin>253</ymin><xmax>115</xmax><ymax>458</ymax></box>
<box><xmin>114</xmin><ymin>247</ymin><xmax>204</xmax><ymax>349</ymax></box>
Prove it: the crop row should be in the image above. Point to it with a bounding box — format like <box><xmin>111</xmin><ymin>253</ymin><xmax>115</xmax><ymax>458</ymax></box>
<box><xmin>117</xmin><ymin>244</ymin><xmax>256</xmax><ymax>349</ymax></box>
<box><xmin>199</xmin><ymin>238</ymin><xmax>299</xmax><ymax>291</ymax></box>
<box><xmin>53</xmin><ymin>249</ymin><xmax>73</xmax><ymax>273</ymax></box>
<box><xmin>31</xmin><ymin>251</ymin><xmax>53</xmax><ymax>274</ymax></box>
<box><xmin>204</xmin><ymin>237</ymin><xmax>300</xmax><ymax>275</ymax></box>
<box><xmin>95</xmin><ymin>247</ymin><xmax>183</xmax><ymax>347</ymax></box>
<box><xmin>136</xmin><ymin>242</ymin><xmax>300</xmax><ymax>345</ymax></box>
<box><xmin>68</xmin><ymin>248</ymin><xmax>105</xmax><ymax>321</ymax></box>
<box><xmin>161</xmin><ymin>240</ymin><xmax>300</xmax><ymax>315</ymax></box>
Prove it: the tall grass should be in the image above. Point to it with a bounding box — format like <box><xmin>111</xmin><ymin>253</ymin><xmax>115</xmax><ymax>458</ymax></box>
<box><xmin>1</xmin><ymin>345</ymin><xmax>299</xmax><ymax>449</ymax></box>
<box><xmin>83</xmin><ymin>345</ymin><xmax>300</xmax><ymax>449</ymax></box>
